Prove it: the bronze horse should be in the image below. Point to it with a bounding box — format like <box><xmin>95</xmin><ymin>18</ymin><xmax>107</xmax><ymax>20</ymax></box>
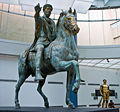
<box><xmin>15</xmin><ymin>9</ymin><xmax>82</xmax><ymax>109</ymax></box>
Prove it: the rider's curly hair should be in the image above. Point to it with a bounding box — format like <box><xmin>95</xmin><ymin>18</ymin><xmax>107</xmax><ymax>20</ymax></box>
<box><xmin>43</xmin><ymin>4</ymin><xmax>53</xmax><ymax>11</ymax></box>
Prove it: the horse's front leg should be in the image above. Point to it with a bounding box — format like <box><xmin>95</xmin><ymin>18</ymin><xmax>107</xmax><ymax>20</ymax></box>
<box><xmin>54</xmin><ymin>59</ymin><xmax>82</xmax><ymax>93</ymax></box>
<box><xmin>58</xmin><ymin>60</ymin><xmax>81</xmax><ymax>93</ymax></box>
<box><xmin>70</xmin><ymin>60</ymin><xmax>85</xmax><ymax>93</ymax></box>
<box><xmin>66</xmin><ymin>71</ymin><xmax>75</xmax><ymax>109</ymax></box>
<box><xmin>52</xmin><ymin>59</ymin><xmax>80</xmax><ymax>108</ymax></box>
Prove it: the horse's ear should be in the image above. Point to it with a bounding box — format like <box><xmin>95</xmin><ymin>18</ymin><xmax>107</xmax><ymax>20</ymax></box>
<box><xmin>73</xmin><ymin>9</ymin><xmax>76</xmax><ymax>16</ymax></box>
<box><xmin>68</xmin><ymin>7</ymin><xmax>72</xmax><ymax>13</ymax></box>
<box><xmin>60</xmin><ymin>12</ymin><xmax>63</xmax><ymax>17</ymax></box>
<box><xmin>60</xmin><ymin>10</ymin><xmax>67</xmax><ymax>16</ymax></box>
<box><xmin>59</xmin><ymin>10</ymin><xmax>64</xmax><ymax>17</ymax></box>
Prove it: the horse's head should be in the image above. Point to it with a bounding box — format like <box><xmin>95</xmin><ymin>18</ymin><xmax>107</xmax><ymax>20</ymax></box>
<box><xmin>57</xmin><ymin>8</ymin><xmax>80</xmax><ymax>35</ymax></box>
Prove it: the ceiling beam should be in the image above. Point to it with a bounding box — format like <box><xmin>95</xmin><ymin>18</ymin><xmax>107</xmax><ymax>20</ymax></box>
<box><xmin>104</xmin><ymin>0</ymin><xmax>109</xmax><ymax>5</ymax></box>
<box><xmin>89</xmin><ymin>0</ymin><xmax>120</xmax><ymax>10</ymax></box>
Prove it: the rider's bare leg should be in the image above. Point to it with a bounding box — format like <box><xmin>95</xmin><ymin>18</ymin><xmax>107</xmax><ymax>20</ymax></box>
<box><xmin>35</xmin><ymin>44</ymin><xmax>44</xmax><ymax>81</ymax></box>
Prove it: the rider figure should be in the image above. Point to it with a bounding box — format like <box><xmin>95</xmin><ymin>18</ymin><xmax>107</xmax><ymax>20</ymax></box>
<box><xmin>29</xmin><ymin>3</ymin><xmax>56</xmax><ymax>81</ymax></box>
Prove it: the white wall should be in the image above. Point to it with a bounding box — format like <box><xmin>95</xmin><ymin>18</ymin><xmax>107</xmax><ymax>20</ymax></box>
<box><xmin>0</xmin><ymin>11</ymin><xmax>119</xmax><ymax>45</ymax></box>
<box><xmin>78</xmin><ymin>45</ymin><xmax>120</xmax><ymax>59</ymax></box>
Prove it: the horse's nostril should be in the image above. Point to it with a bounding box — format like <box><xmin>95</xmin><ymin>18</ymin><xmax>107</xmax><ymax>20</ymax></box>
<box><xmin>74</xmin><ymin>29</ymin><xmax>76</xmax><ymax>31</ymax></box>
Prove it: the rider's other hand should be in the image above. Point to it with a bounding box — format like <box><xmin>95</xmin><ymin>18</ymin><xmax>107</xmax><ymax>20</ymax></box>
<box><xmin>74</xmin><ymin>51</ymin><xmax>79</xmax><ymax>60</ymax></box>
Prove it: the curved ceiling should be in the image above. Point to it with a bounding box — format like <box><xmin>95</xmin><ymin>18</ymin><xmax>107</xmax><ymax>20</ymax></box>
<box><xmin>0</xmin><ymin>0</ymin><xmax>120</xmax><ymax>14</ymax></box>
<box><xmin>0</xmin><ymin>0</ymin><xmax>94</xmax><ymax>14</ymax></box>
<box><xmin>90</xmin><ymin>0</ymin><xmax>120</xmax><ymax>10</ymax></box>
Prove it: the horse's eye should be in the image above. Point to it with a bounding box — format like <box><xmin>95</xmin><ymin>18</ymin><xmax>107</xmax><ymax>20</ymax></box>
<box><xmin>67</xmin><ymin>18</ymin><xmax>71</xmax><ymax>20</ymax></box>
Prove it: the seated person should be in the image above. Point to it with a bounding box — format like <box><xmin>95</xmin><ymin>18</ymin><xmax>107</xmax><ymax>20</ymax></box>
<box><xmin>108</xmin><ymin>100</ymin><xmax>115</xmax><ymax>108</ymax></box>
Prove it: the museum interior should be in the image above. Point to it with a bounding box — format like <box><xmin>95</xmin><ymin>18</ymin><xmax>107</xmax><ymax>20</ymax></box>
<box><xmin>0</xmin><ymin>0</ymin><xmax>120</xmax><ymax>111</ymax></box>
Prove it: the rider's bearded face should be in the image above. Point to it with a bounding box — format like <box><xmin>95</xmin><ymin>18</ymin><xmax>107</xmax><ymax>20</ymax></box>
<box><xmin>44</xmin><ymin>7</ymin><xmax>52</xmax><ymax>18</ymax></box>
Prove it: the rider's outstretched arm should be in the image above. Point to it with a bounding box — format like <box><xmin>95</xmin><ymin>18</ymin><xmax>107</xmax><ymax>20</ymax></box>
<box><xmin>34</xmin><ymin>3</ymin><xmax>41</xmax><ymax>21</ymax></box>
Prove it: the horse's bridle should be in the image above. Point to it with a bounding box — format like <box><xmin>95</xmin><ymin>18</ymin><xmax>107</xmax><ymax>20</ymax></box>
<box><xmin>64</xmin><ymin>14</ymin><xmax>80</xmax><ymax>35</ymax></box>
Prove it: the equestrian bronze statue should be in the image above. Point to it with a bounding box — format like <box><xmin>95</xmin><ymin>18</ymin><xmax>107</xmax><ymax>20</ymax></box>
<box><xmin>15</xmin><ymin>3</ymin><xmax>83</xmax><ymax>109</ymax></box>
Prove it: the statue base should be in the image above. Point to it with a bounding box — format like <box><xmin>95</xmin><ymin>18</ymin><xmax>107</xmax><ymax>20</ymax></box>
<box><xmin>0</xmin><ymin>107</ymin><xmax>119</xmax><ymax>112</ymax></box>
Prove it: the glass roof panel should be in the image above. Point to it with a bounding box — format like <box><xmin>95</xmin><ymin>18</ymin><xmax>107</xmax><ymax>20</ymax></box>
<box><xmin>78</xmin><ymin>59</ymin><xmax>120</xmax><ymax>70</ymax></box>
<box><xmin>47</xmin><ymin>0</ymin><xmax>74</xmax><ymax>11</ymax></box>
<box><xmin>99</xmin><ymin>60</ymin><xmax>110</xmax><ymax>64</ymax></box>
<box><xmin>111</xmin><ymin>59</ymin><xmax>120</xmax><ymax>63</ymax></box>
<box><xmin>0</xmin><ymin>0</ymin><xmax>93</xmax><ymax>14</ymax></box>
<box><xmin>110</xmin><ymin>65</ymin><xmax>120</xmax><ymax>69</ymax></box>
<box><xmin>116</xmin><ymin>62</ymin><xmax>120</xmax><ymax>65</ymax></box>
<box><xmin>81</xmin><ymin>60</ymin><xmax>92</xmax><ymax>63</ymax></box>
<box><xmin>87</xmin><ymin>63</ymin><xmax>95</xmax><ymax>66</ymax></box>
<box><xmin>79</xmin><ymin>63</ymin><xmax>88</xmax><ymax>65</ymax></box>
<box><xmin>102</xmin><ymin>64</ymin><xmax>112</xmax><ymax>67</ymax></box>
<box><xmin>95</xmin><ymin>63</ymin><xmax>105</xmax><ymax>67</ymax></box>
<box><xmin>90</xmin><ymin>59</ymin><xmax>102</xmax><ymax>63</ymax></box>
<box><xmin>72</xmin><ymin>0</ymin><xmax>93</xmax><ymax>14</ymax></box>
<box><xmin>19</xmin><ymin>0</ymin><xmax>45</xmax><ymax>6</ymax></box>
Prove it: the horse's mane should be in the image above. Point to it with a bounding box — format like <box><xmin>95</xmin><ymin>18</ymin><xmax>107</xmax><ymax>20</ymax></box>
<box><xmin>56</xmin><ymin>11</ymin><xmax>66</xmax><ymax>32</ymax></box>
<box><xmin>56</xmin><ymin>8</ymin><xmax>77</xmax><ymax>32</ymax></box>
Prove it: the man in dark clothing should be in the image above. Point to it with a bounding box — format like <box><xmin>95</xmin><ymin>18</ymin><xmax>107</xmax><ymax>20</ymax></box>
<box><xmin>108</xmin><ymin>100</ymin><xmax>115</xmax><ymax>108</ymax></box>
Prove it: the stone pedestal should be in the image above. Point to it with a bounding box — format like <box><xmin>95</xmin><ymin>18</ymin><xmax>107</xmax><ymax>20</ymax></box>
<box><xmin>0</xmin><ymin>107</ymin><xmax>119</xmax><ymax>112</ymax></box>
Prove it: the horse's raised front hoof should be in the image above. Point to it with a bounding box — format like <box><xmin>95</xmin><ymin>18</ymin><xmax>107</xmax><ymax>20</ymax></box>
<box><xmin>72</xmin><ymin>85</ymin><xmax>79</xmax><ymax>93</ymax></box>
<box><xmin>68</xmin><ymin>103</ymin><xmax>75</xmax><ymax>109</ymax></box>
<box><xmin>15</xmin><ymin>103</ymin><xmax>20</xmax><ymax>109</ymax></box>
<box><xmin>45</xmin><ymin>102</ymin><xmax>49</xmax><ymax>108</ymax></box>
<box><xmin>81</xmin><ymin>79</ymin><xmax>85</xmax><ymax>82</ymax></box>
<box><xmin>72</xmin><ymin>80</ymin><xmax>80</xmax><ymax>93</ymax></box>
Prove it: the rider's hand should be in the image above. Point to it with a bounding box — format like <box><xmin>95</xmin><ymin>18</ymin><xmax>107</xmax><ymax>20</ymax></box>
<box><xmin>74</xmin><ymin>51</ymin><xmax>79</xmax><ymax>60</ymax></box>
<box><xmin>34</xmin><ymin>3</ymin><xmax>41</xmax><ymax>13</ymax></box>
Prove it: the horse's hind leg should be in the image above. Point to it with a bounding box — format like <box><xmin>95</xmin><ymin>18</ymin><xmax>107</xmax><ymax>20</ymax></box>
<box><xmin>37</xmin><ymin>77</ymin><xmax>49</xmax><ymax>108</ymax></box>
<box><xmin>15</xmin><ymin>74</ymin><xmax>27</xmax><ymax>109</ymax></box>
